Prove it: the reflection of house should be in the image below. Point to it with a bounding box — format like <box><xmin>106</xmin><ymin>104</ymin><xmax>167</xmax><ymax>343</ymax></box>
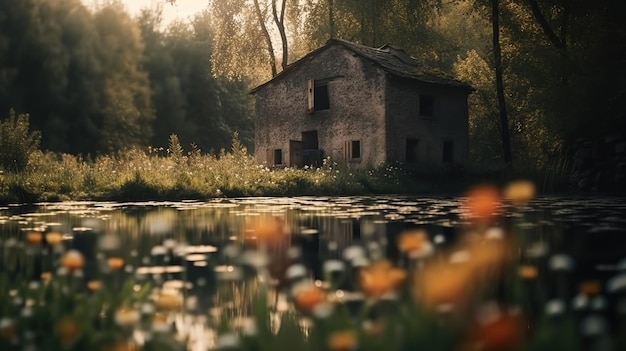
<box><xmin>251</xmin><ymin>38</ymin><xmax>472</xmax><ymax>169</ymax></box>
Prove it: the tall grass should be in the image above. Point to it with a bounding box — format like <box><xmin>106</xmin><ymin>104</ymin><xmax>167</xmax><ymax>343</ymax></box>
<box><xmin>0</xmin><ymin>134</ymin><xmax>420</xmax><ymax>203</ymax></box>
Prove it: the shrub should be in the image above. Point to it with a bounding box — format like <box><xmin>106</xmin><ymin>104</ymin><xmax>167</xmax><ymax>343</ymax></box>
<box><xmin>0</xmin><ymin>110</ymin><xmax>41</xmax><ymax>172</ymax></box>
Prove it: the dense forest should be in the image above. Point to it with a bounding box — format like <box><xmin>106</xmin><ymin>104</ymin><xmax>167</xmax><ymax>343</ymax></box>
<box><xmin>1</xmin><ymin>0</ymin><xmax>624</xmax><ymax>181</ymax></box>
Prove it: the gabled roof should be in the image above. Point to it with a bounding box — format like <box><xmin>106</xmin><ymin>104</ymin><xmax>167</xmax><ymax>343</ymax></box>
<box><xmin>250</xmin><ymin>38</ymin><xmax>471</xmax><ymax>93</ymax></box>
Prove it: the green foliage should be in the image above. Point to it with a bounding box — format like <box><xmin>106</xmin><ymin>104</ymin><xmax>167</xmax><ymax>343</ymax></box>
<box><xmin>0</xmin><ymin>110</ymin><xmax>40</xmax><ymax>172</ymax></box>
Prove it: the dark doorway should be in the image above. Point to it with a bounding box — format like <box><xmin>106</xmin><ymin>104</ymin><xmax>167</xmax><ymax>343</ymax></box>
<box><xmin>302</xmin><ymin>131</ymin><xmax>318</xmax><ymax>150</ymax></box>
<box><xmin>406</xmin><ymin>138</ymin><xmax>419</xmax><ymax>163</ymax></box>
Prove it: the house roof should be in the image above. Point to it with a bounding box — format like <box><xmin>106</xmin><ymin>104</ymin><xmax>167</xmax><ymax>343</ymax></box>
<box><xmin>251</xmin><ymin>38</ymin><xmax>472</xmax><ymax>93</ymax></box>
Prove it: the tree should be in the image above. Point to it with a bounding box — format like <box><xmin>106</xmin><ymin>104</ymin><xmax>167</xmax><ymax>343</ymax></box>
<box><xmin>490</xmin><ymin>0</ymin><xmax>512</xmax><ymax>167</ymax></box>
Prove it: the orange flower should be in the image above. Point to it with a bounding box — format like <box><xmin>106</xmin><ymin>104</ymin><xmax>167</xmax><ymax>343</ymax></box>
<box><xmin>87</xmin><ymin>280</ymin><xmax>102</xmax><ymax>291</ymax></box>
<box><xmin>579</xmin><ymin>280</ymin><xmax>601</xmax><ymax>297</ymax></box>
<box><xmin>327</xmin><ymin>330</ymin><xmax>357</xmax><ymax>351</ymax></box>
<box><xmin>45</xmin><ymin>232</ymin><xmax>64</xmax><ymax>246</ymax></box>
<box><xmin>61</xmin><ymin>250</ymin><xmax>85</xmax><ymax>271</ymax></box>
<box><xmin>293</xmin><ymin>284</ymin><xmax>326</xmax><ymax>314</ymax></box>
<box><xmin>518</xmin><ymin>265</ymin><xmax>538</xmax><ymax>280</ymax></box>
<box><xmin>464</xmin><ymin>185</ymin><xmax>501</xmax><ymax>222</ymax></box>
<box><xmin>245</xmin><ymin>215</ymin><xmax>284</xmax><ymax>243</ymax></box>
<box><xmin>504</xmin><ymin>180</ymin><xmax>535</xmax><ymax>206</ymax></box>
<box><xmin>107</xmin><ymin>257</ymin><xmax>125</xmax><ymax>271</ymax></box>
<box><xmin>470</xmin><ymin>313</ymin><xmax>524</xmax><ymax>351</ymax></box>
<box><xmin>414</xmin><ymin>261</ymin><xmax>473</xmax><ymax>308</ymax></box>
<box><xmin>40</xmin><ymin>272</ymin><xmax>52</xmax><ymax>282</ymax></box>
<box><xmin>154</xmin><ymin>292</ymin><xmax>182</xmax><ymax>311</ymax></box>
<box><xmin>55</xmin><ymin>317</ymin><xmax>80</xmax><ymax>345</ymax></box>
<box><xmin>26</xmin><ymin>231</ymin><xmax>43</xmax><ymax>245</ymax></box>
<box><xmin>397</xmin><ymin>229</ymin><xmax>428</xmax><ymax>255</ymax></box>
<box><xmin>104</xmin><ymin>341</ymin><xmax>140</xmax><ymax>351</ymax></box>
<box><xmin>359</xmin><ymin>260</ymin><xmax>406</xmax><ymax>299</ymax></box>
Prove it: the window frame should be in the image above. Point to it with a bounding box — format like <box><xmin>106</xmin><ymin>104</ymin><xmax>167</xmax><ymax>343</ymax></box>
<box><xmin>308</xmin><ymin>79</ymin><xmax>330</xmax><ymax>113</ymax></box>
<box><xmin>344</xmin><ymin>140</ymin><xmax>362</xmax><ymax>162</ymax></box>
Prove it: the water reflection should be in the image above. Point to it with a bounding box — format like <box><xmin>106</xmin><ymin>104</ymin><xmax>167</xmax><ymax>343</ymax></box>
<box><xmin>1</xmin><ymin>195</ymin><xmax>625</xmax><ymax>350</ymax></box>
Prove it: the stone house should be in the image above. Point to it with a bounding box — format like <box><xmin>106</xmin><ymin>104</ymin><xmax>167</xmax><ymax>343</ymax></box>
<box><xmin>251</xmin><ymin>38</ymin><xmax>472</xmax><ymax>169</ymax></box>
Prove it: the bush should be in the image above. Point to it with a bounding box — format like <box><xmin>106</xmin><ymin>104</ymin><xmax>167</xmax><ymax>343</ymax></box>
<box><xmin>0</xmin><ymin>110</ymin><xmax>41</xmax><ymax>172</ymax></box>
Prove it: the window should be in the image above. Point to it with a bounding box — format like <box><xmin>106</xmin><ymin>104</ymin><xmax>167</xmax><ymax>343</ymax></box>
<box><xmin>308</xmin><ymin>79</ymin><xmax>330</xmax><ymax>112</ymax></box>
<box><xmin>406</xmin><ymin>138</ymin><xmax>419</xmax><ymax>163</ymax></box>
<box><xmin>274</xmin><ymin>149</ymin><xmax>283</xmax><ymax>165</ymax></box>
<box><xmin>266</xmin><ymin>148</ymin><xmax>283</xmax><ymax>166</ymax></box>
<box><xmin>344</xmin><ymin>140</ymin><xmax>361</xmax><ymax>160</ymax></box>
<box><xmin>442</xmin><ymin>141</ymin><xmax>454</xmax><ymax>163</ymax></box>
<box><xmin>419</xmin><ymin>95</ymin><xmax>434</xmax><ymax>117</ymax></box>
<box><xmin>351</xmin><ymin>140</ymin><xmax>361</xmax><ymax>159</ymax></box>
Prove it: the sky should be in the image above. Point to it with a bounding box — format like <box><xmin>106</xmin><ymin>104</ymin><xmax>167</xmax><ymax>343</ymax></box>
<box><xmin>83</xmin><ymin>0</ymin><xmax>209</xmax><ymax>25</ymax></box>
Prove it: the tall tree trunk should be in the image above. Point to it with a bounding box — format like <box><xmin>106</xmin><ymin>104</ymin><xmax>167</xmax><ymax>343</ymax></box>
<box><xmin>328</xmin><ymin>0</ymin><xmax>335</xmax><ymax>38</ymax></box>
<box><xmin>491</xmin><ymin>0</ymin><xmax>513</xmax><ymax>167</ymax></box>
<box><xmin>271</xmin><ymin>0</ymin><xmax>289</xmax><ymax>71</ymax></box>
<box><xmin>254</xmin><ymin>0</ymin><xmax>278</xmax><ymax>77</ymax></box>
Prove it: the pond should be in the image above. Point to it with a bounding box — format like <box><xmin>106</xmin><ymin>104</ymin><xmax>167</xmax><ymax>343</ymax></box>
<box><xmin>1</xmin><ymin>193</ymin><xmax>625</xmax><ymax>350</ymax></box>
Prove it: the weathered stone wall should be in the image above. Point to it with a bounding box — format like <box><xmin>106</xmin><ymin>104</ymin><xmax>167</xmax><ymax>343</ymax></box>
<box><xmin>254</xmin><ymin>45</ymin><xmax>388</xmax><ymax>169</ymax></box>
<box><xmin>385</xmin><ymin>78</ymin><xmax>470</xmax><ymax>169</ymax></box>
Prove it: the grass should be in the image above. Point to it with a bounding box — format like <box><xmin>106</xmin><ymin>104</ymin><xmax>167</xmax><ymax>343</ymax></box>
<box><xmin>0</xmin><ymin>135</ymin><xmax>470</xmax><ymax>204</ymax></box>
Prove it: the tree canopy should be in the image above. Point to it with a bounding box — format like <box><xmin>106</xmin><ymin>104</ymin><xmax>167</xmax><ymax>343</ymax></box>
<box><xmin>1</xmin><ymin>0</ymin><xmax>623</xmax><ymax>172</ymax></box>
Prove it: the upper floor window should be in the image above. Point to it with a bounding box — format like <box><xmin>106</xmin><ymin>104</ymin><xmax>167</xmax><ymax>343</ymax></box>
<box><xmin>419</xmin><ymin>95</ymin><xmax>434</xmax><ymax>117</ymax></box>
<box><xmin>308</xmin><ymin>79</ymin><xmax>330</xmax><ymax>112</ymax></box>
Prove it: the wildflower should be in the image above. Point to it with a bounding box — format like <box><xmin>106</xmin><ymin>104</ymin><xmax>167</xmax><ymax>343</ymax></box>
<box><xmin>61</xmin><ymin>250</ymin><xmax>85</xmax><ymax>271</ymax></box>
<box><xmin>327</xmin><ymin>330</ymin><xmax>357</xmax><ymax>351</ymax></box>
<box><xmin>107</xmin><ymin>257</ymin><xmax>125</xmax><ymax>271</ymax></box>
<box><xmin>40</xmin><ymin>272</ymin><xmax>52</xmax><ymax>282</ymax></box>
<box><xmin>55</xmin><ymin>317</ymin><xmax>80</xmax><ymax>346</ymax></box>
<box><xmin>292</xmin><ymin>282</ymin><xmax>326</xmax><ymax>314</ymax></box>
<box><xmin>104</xmin><ymin>341</ymin><xmax>140</xmax><ymax>351</ymax></box>
<box><xmin>45</xmin><ymin>232</ymin><xmax>63</xmax><ymax>246</ymax></box>
<box><xmin>468</xmin><ymin>311</ymin><xmax>524</xmax><ymax>351</ymax></box>
<box><xmin>26</xmin><ymin>231</ymin><xmax>43</xmax><ymax>245</ymax></box>
<box><xmin>414</xmin><ymin>261</ymin><xmax>473</xmax><ymax>309</ymax></box>
<box><xmin>503</xmin><ymin>180</ymin><xmax>535</xmax><ymax>206</ymax></box>
<box><xmin>0</xmin><ymin>318</ymin><xmax>16</xmax><ymax>341</ymax></box>
<box><xmin>152</xmin><ymin>313</ymin><xmax>170</xmax><ymax>333</ymax></box>
<box><xmin>518</xmin><ymin>265</ymin><xmax>538</xmax><ymax>280</ymax></box>
<box><xmin>463</xmin><ymin>185</ymin><xmax>501</xmax><ymax>222</ymax></box>
<box><xmin>154</xmin><ymin>292</ymin><xmax>182</xmax><ymax>311</ymax></box>
<box><xmin>397</xmin><ymin>229</ymin><xmax>432</xmax><ymax>258</ymax></box>
<box><xmin>114</xmin><ymin>307</ymin><xmax>140</xmax><ymax>327</ymax></box>
<box><xmin>245</xmin><ymin>215</ymin><xmax>284</xmax><ymax>243</ymax></box>
<box><xmin>359</xmin><ymin>260</ymin><xmax>406</xmax><ymax>299</ymax></box>
<box><xmin>87</xmin><ymin>280</ymin><xmax>102</xmax><ymax>291</ymax></box>
<box><xmin>579</xmin><ymin>280</ymin><xmax>601</xmax><ymax>297</ymax></box>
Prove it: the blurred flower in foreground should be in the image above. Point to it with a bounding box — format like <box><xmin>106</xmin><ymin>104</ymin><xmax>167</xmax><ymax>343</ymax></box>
<box><xmin>503</xmin><ymin>180</ymin><xmax>535</xmax><ymax>206</ymax></box>
<box><xmin>61</xmin><ymin>250</ymin><xmax>85</xmax><ymax>271</ymax></box>
<box><xmin>245</xmin><ymin>215</ymin><xmax>284</xmax><ymax>243</ymax></box>
<box><xmin>463</xmin><ymin>185</ymin><xmax>501</xmax><ymax>223</ymax></box>
<box><xmin>359</xmin><ymin>260</ymin><xmax>406</xmax><ymax>299</ymax></box>
<box><xmin>26</xmin><ymin>231</ymin><xmax>43</xmax><ymax>245</ymax></box>
<box><xmin>87</xmin><ymin>280</ymin><xmax>102</xmax><ymax>291</ymax></box>
<box><xmin>154</xmin><ymin>291</ymin><xmax>182</xmax><ymax>311</ymax></box>
<box><xmin>55</xmin><ymin>317</ymin><xmax>81</xmax><ymax>347</ymax></box>
<box><xmin>107</xmin><ymin>257</ymin><xmax>125</xmax><ymax>271</ymax></box>
<box><xmin>464</xmin><ymin>305</ymin><xmax>525</xmax><ymax>351</ymax></box>
<box><xmin>114</xmin><ymin>307</ymin><xmax>140</xmax><ymax>327</ymax></box>
<box><xmin>397</xmin><ymin>229</ymin><xmax>433</xmax><ymax>259</ymax></box>
<box><xmin>45</xmin><ymin>232</ymin><xmax>64</xmax><ymax>246</ymax></box>
<box><xmin>292</xmin><ymin>282</ymin><xmax>326</xmax><ymax>314</ymax></box>
<box><xmin>518</xmin><ymin>265</ymin><xmax>538</xmax><ymax>280</ymax></box>
<box><xmin>327</xmin><ymin>330</ymin><xmax>357</xmax><ymax>351</ymax></box>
